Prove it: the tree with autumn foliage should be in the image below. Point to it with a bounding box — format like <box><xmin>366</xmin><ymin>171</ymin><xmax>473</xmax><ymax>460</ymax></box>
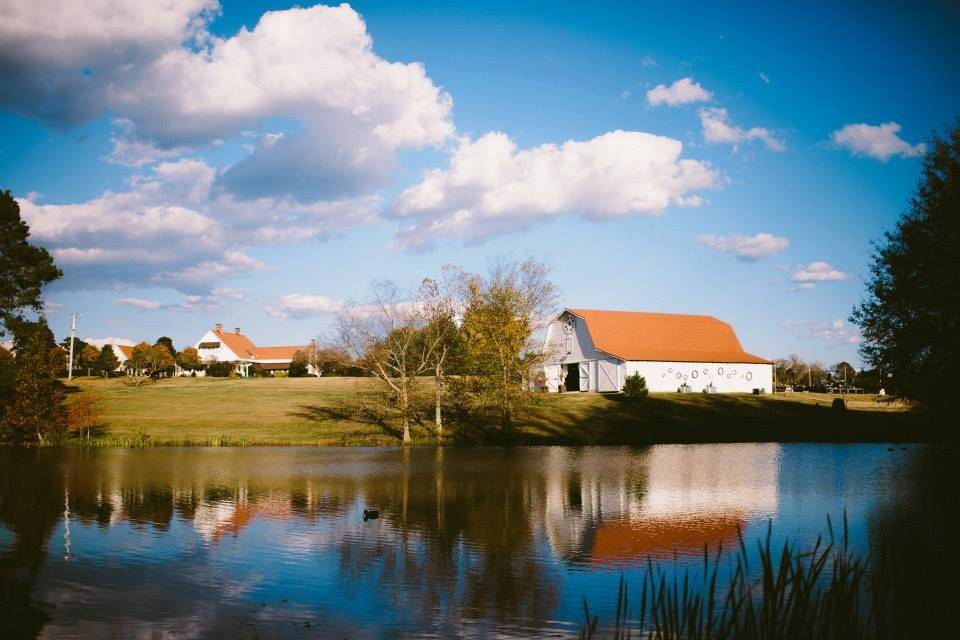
<box><xmin>4</xmin><ymin>319</ymin><xmax>68</xmax><ymax>444</ymax></box>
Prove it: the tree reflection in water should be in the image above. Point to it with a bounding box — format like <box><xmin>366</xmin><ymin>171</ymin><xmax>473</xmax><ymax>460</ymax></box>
<box><xmin>0</xmin><ymin>444</ymin><xmax>940</xmax><ymax>638</ymax></box>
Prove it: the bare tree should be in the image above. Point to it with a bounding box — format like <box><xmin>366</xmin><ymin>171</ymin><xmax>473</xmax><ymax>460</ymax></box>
<box><xmin>418</xmin><ymin>268</ymin><xmax>463</xmax><ymax>440</ymax></box>
<box><xmin>336</xmin><ymin>281</ymin><xmax>439</xmax><ymax>444</ymax></box>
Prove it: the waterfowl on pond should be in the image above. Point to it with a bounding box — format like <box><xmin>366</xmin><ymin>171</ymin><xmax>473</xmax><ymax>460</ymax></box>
<box><xmin>363</xmin><ymin>509</ymin><xmax>380</xmax><ymax>521</ymax></box>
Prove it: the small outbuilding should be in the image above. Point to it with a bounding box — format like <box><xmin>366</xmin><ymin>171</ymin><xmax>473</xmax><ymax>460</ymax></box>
<box><xmin>539</xmin><ymin>308</ymin><xmax>772</xmax><ymax>393</ymax></box>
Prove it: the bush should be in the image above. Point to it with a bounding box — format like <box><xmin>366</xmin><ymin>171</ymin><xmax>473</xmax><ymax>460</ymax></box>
<box><xmin>622</xmin><ymin>372</ymin><xmax>648</xmax><ymax>400</ymax></box>
<box><xmin>206</xmin><ymin>361</ymin><xmax>233</xmax><ymax>377</ymax></box>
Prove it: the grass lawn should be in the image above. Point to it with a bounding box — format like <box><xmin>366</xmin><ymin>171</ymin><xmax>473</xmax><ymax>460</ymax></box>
<box><xmin>65</xmin><ymin>376</ymin><xmax>927</xmax><ymax>446</ymax></box>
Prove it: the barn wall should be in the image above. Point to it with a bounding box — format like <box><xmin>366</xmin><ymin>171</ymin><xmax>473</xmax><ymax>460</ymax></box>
<box><xmin>540</xmin><ymin>314</ymin><xmax>621</xmax><ymax>392</ymax></box>
<box><xmin>624</xmin><ymin>361</ymin><xmax>773</xmax><ymax>393</ymax></box>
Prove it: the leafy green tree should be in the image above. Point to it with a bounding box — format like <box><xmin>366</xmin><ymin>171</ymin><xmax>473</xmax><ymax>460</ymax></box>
<box><xmin>852</xmin><ymin>121</ymin><xmax>960</xmax><ymax>410</ymax></box>
<box><xmin>622</xmin><ymin>372</ymin><xmax>649</xmax><ymax>400</ymax></box>
<box><xmin>95</xmin><ymin>344</ymin><xmax>120</xmax><ymax>378</ymax></box>
<box><xmin>0</xmin><ymin>346</ymin><xmax>14</xmax><ymax>422</ymax></box>
<box><xmin>5</xmin><ymin>319</ymin><xmax>67</xmax><ymax>444</ymax></box>
<box><xmin>0</xmin><ymin>191</ymin><xmax>62</xmax><ymax>336</ymax></box>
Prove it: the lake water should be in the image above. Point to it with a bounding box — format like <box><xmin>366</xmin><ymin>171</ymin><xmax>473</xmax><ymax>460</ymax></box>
<box><xmin>0</xmin><ymin>444</ymin><xmax>942</xmax><ymax>638</ymax></box>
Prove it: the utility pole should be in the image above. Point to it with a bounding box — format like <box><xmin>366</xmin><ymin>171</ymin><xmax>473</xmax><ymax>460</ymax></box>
<box><xmin>67</xmin><ymin>313</ymin><xmax>77</xmax><ymax>381</ymax></box>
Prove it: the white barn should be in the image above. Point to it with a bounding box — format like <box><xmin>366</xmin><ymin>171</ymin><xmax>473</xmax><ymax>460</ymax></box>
<box><xmin>539</xmin><ymin>308</ymin><xmax>772</xmax><ymax>393</ymax></box>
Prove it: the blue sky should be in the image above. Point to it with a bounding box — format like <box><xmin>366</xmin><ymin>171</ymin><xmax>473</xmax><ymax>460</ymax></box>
<box><xmin>2</xmin><ymin>0</ymin><xmax>957</xmax><ymax>366</ymax></box>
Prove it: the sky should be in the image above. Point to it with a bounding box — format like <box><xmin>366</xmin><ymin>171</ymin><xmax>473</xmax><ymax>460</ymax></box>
<box><xmin>2</xmin><ymin>0</ymin><xmax>958</xmax><ymax>366</ymax></box>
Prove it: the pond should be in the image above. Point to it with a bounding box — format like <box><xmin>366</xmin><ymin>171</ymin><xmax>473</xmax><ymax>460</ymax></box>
<box><xmin>0</xmin><ymin>444</ymin><xmax>950</xmax><ymax>638</ymax></box>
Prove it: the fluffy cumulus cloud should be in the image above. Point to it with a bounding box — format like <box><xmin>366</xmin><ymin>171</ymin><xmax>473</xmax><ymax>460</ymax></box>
<box><xmin>0</xmin><ymin>1</ymin><xmax>454</xmax><ymax>200</ymax></box>
<box><xmin>696</xmin><ymin>232</ymin><xmax>789</xmax><ymax>261</ymax></box>
<box><xmin>787</xmin><ymin>261</ymin><xmax>848</xmax><ymax>290</ymax></box>
<box><xmin>830</xmin><ymin>122</ymin><xmax>925</xmax><ymax>161</ymax></box>
<box><xmin>646</xmin><ymin>77</ymin><xmax>713</xmax><ymax>106</ymax></box>
<box><xmin>699</xmin><ymin>108</ymin><xmax>784</xmax><ymax>151</ymax></box>
<box><xmin>391</xmin><ymin>130</ymin><xmax>719</xmax><ymax>249</ymax></box>
<box><xmin>17</xmin><ymin>159</ymin><xmax>380</xmax><ymax>292</ymax></box>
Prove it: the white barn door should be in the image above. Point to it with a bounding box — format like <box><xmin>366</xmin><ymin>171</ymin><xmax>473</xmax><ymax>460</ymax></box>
<box><xmin>597</xmin><ymin>360</ymin><xmax>619</xmax><ymax>392</ymax></box>
<box><xmin>579</xmin><ymin>362</ymin><xmax>591</xmax><ymax>391</ymax></box>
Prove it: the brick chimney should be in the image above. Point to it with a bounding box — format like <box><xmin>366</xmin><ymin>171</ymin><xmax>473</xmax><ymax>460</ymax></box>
<box><xmin>215</xmin><ymin>323</ymin><xmax>223</xmax><ymax>333</ymax></box>
<box><xmin>234</xmin><ymin>327</ymin><xmax>241</xmax><ymax>335</ymax></box>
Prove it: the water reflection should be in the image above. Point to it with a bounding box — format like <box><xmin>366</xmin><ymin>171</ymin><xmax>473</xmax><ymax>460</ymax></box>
<box><xmin>0</xmin><ymin>444</ymin><xmax>928</xmax><ymax>638</ymax></box>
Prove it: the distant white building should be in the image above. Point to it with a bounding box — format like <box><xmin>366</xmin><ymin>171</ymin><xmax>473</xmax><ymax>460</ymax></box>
<box><xmin>539</xmin><ymin>308</ymin><xmax>773</xmax><ymax>393</ymax></box>
<box><xmin>193</xmin><ymin>323</ymin><xmax>315</xmax><ymax>376</ymax></box>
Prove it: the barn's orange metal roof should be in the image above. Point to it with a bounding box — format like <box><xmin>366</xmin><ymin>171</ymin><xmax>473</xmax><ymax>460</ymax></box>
<box><xmin>251</xmin><ymin>345</ymin><xmax>303</xmax><ymax>360</ymax></box>
<box><xmin>567</xmin><ymin>308</ymin><xmax>771</xmax><ymax>364</ymax></box>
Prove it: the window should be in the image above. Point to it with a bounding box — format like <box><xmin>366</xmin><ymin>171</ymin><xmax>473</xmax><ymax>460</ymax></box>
<box><xmin>565</xmin><ymin>337</ymin><xmax>573</xmax><ymax>354</ymax></box>
<box><xmin>199</xmin><ymin>341</ymin><xmax>221</xmax><ymax>349</ymax></box>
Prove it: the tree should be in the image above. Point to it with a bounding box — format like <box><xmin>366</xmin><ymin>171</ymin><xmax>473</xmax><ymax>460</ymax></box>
<box><xmin>453</xmin><ymin>260</ymin><xmax>557</xmax><ymax>429</ymax></box>
<box><xmin>156</xmin><ymin>336</ymin><xmax>177</xmax><ymax>358</ymax></box>
<box><xmin>0</xmin><ymin>190</ymin><xmax>62</xmax><ymax>336</ymax></box>
<box><xmin>150</xmin><ymin>341</ymin><xmax>175</xmax><ymax>376</ymax></box>
<box><xmin>622</xmin><ymin>372</ymin><xmax>649</xmax><ymax>400</ymax></box>
<box><xmin>175</xmin><ymin>347</ymin><xmax>201</xmax><ymax>372</ymax></box>
<box><xmin>67</xmin><ymin>391</ymin><xmax>103</xmax><ymax>442</ymax></box>
<box><xmin>289</xmin><ymin>350</ymin><xmax>310</xmax><ymax>377</ymax></box>
<box><xmin>125</xmin><ymin>342</ymin><xmax>153</xmax><ymax>385</ymax></box>
<box><xmin>5</xmin><ymin>319</ymin><xmax>67</xmax><ymax>444</ymax></box>
<box><xmin>417</xmin><ymin>269</ymin><xmax>464</xmax><ymax>439</ymax></box>
<box><xmin>60</xmin><ymin>336</ymin><xmax>89</xmax><ymax>374</ymax></box>
<box><xmin>79</xmin><ymin>344</ymin><xmax>101</xmax><ymax>376</ymax></box>
<box><xmin>337</xmin><ymin>281</ymin><xmax>438</xmax><ymax>444</ymax></box>
<box><xmin>0</xmin><ymin>346</ymin><xmax>14</xmax><ymax>423</ymax></box>
<box><xmin>95</xmin><ymin>344</ymin><xmax>120</xmax><ymax>378</ymax></box>
<box><xmin>833</xmin><ymin>362</ymin><xmax>856</xmax><ymax>390</ymax></box>
<box><xmin>851</xmin><ymin>121</ymin><xmax>960</xmax><ymax>410</ymax></box>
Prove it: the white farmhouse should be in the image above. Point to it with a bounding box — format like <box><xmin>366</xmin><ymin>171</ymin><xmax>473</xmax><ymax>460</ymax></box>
<box><xmin>194</xmin><ymin>323</ymin><xmax>315</xmax><ymax>376</ymax></box>
<box><xmin>539</xmin><ymin>308</ymin><xmax>772</xmax><ymax>393</ymax></box>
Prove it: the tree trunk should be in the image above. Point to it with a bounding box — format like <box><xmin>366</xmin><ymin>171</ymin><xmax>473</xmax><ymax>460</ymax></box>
<box><xmin>400</xmin><ymin>384</ymin><xmax>411</xmax><ymax>444</ymax></box>
<box><xmin>434</xmin><ymin>363</ymin><xmax>443</xmax><ymax>439</ymax></box>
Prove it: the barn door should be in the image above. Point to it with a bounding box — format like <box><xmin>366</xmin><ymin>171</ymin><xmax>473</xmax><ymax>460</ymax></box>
<box><xmin>597</xmin><ymin>360</ymin><xmax>618</xmax><ymax>392</ymax></box>
<box><xmin>579</xmin><ymin>362</ymin><xmax>591</xmax><ymax>391</ymax></box>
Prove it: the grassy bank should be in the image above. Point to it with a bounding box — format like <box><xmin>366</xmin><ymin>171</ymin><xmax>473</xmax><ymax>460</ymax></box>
<box><xmin>59</xmin><ymin>376</ymin><xmax>928</xmax><ymax>447</ymax></box>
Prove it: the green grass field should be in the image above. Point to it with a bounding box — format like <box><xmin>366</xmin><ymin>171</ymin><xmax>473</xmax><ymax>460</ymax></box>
<box><xmin>65</xmin><ymin>376</ymin><xmax>925</xmax><ymax>446</ymax></box>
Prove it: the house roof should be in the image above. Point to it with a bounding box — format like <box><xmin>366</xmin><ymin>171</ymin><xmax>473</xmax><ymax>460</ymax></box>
<box><xmin>566</xmin><ymin>308</ymin><xmax>771</xmax><ymax>364</ymax></box>
<box><xmin>213</xmin><ymin>329</ymin><xmax>258</xmax><ymax>359</ymax></box>
<box><xmin>116</xmin><ymin>344</ymin><xmax>135</xmax><ymax>359</ymax></box>
<box><xmin>251</xmin><ymin>345</ymin><xmax>304</xmax><ymax>360</ymax></box>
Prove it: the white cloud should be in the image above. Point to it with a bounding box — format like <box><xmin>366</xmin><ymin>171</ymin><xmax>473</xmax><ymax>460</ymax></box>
<box><xmin>696</xmin><ymin>232</ymin><xmax>789</xmax><ymax>261</ymax></box>
<box><xmin>114</xmin><ymin>288</ymin><xmax>249</xmax><ymax>312</ymax></box>
<box><xmin>264</xmin><ymin>294</ymin><xmax>345</xmax><ymax>319</ymax></box>
<box><xmin>646</xmin><ymin>77</ymin><xmax>712</xmax><ymax>107</ymax></box>
<box><xmin>390</xmin><ymin>130</ymin><xmax>720</xmax><ymax>249</ymax></box>
<box><xmin>699</xmin><ymin>108</ymin><xmax>784</xmax><ymax>151</ymax></box>
<box><xmin>18</xmin><ymin>159</ymin><xmax>380</xmax><ymax>293</ymax></box>
<box><xmin>758</xmin><ymin>72</ymin><xmax>770</xmax><ymax>84</ymax></box>
<box><xmin>809</xmin><ymin>319</ymin><xmax>862</xmax><ymax>344</ymax></box>
<box><xmin>640</xmin><ymin>56</ymin><xmax>657</xmax><ymax>67</ymax></box>
<box><xmin>789</xmin><ymin>261</ymin><xmax>849</xmax><ymax>287</ymax></box>
<box><xmin>830</xmin><ymin>122</ymin><xmax>925</xmax><ymax>161</ymax></box>
<box><xmin>620</xmin><ymin>89</ymin><xmax>632</xmax><ymax>100</ymax></box>
<box><xmin>0</xmin><ymin>2</ymin><xmax>454</xmax><ymax>201</ymax></box>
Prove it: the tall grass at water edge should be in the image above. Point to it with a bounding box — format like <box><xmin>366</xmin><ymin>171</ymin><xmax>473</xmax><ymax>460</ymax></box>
<box><xmin>580</xmin><ymin>514</ymin><xmax>893</xmax><ymax>640</ymax></box>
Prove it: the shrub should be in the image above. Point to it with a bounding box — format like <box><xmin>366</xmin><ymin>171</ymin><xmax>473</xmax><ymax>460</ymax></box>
<box><xmin>206</xmin><ymin>361</ymin><xmax>233</xmax><ymax>377</ymax></box>
<box><xmin>622</xmin><ymin>372</ymin><xmax>648</xmax><ymax>400</ymax></box>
